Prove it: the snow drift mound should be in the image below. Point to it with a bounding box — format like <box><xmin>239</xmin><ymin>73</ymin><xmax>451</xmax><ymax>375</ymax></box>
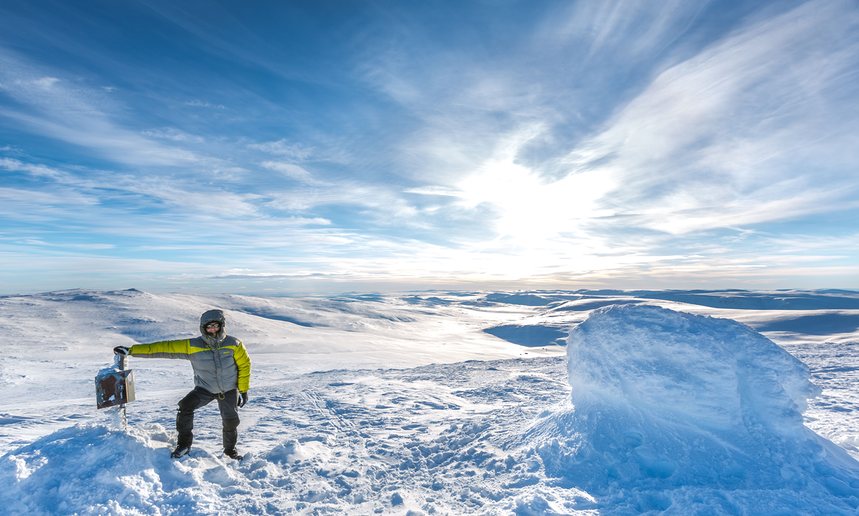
<box><xmin>568</xmin><ymin>304</ymin><xmax>818</xmax><ymax>436</ymax></box>
<box><xmin>537</xmin><ymin>305</ymin><xmax>859</xmax><ymax>513</ymax></box>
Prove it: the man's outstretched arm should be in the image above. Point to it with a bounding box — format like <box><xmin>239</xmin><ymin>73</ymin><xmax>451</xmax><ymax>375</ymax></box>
<box><xmin>115</xmin><ymin>339</ymin><xmax>195</xmax><ymax>360</ymax></box>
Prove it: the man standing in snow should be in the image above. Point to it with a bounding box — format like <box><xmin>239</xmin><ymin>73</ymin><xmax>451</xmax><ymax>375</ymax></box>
<box><xmin>113</xmin><ymin>309</ymin><xmax>251</xmax><ymax>460</ymax></box>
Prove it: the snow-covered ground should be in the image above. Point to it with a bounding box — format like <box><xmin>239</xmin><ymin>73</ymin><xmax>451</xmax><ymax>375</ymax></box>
<box><xmin>0</xmin><ymin>289</ymin><xmax>858</xmax><ymax>514</ymax></box>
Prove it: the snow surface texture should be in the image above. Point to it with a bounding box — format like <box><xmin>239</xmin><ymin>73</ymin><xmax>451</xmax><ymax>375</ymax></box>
<box><xmin>0</xmin><ymin>289</ymin><xmax>858</xmax><ymax>514</ymax></box>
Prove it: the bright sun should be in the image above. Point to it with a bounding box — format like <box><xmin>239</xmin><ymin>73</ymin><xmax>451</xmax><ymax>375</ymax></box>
<box><xmin>456</xmin><ymin>159</ymin><xmax>617</xmax><ymax>244</ymax></box>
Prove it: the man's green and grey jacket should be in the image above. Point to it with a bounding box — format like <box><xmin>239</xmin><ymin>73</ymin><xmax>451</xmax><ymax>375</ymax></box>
<box><xmin>129</xmin><ymin>336</ymin><xmax>251</xmax><ymax>394</ymax></box>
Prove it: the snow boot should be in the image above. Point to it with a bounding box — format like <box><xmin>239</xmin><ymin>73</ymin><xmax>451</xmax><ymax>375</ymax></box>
<box><xmin>224</xmin><ymin>448</ymin><xmax>243</xmax><ymax>460</ymax></box>
<box><xmin>171</xmin><ymin>445</ymin><xmax>191</xmax><ymax>458</ymax></box>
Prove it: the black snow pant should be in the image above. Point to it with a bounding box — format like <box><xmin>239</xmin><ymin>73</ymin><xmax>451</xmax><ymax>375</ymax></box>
<box><xmin>176</xmin><ymin>386</ymin><xmax>240</xmax><ymax>451</ymax></box>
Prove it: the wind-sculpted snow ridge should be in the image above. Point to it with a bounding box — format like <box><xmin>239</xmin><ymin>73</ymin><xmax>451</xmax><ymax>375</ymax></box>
<box><xmin>533</xmin><ymin>304</ymin><xmax>859</xmax><ymax>513</ymax></box>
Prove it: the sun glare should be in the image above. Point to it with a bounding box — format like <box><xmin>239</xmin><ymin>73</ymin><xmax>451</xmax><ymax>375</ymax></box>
<box><xmin>456</xmin><ymin>159</ymin><xmax>617</xmax><ymax>244</ymax></box>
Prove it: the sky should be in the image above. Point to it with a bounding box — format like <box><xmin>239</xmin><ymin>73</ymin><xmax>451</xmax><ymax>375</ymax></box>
<box><xmin>1</xmin><ymin>0</ymin><xmax>858</xmax><ymax>295</ymax></box>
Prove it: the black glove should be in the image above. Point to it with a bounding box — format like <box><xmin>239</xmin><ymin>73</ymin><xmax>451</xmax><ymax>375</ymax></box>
<box><xmin>238</xmin><ymin>391</ymin><xmax>248</xmax><ymax>408</ymax></box>
<box><xmin>113</xmin><ymin>346</ymin><xmax>130</xmax><ymax>355</ymax></box>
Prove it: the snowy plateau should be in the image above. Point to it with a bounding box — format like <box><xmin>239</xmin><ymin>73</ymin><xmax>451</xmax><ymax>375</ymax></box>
<box><xmin>0</xmin><ymin>288</ymin><xmax>858</xmax><ymax>515</ymax></box>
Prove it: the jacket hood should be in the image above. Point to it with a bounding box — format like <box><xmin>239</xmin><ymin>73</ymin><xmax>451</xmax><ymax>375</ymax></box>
<box><xmin>200</xmin><ymin>309</ymin><xmax>226</xmax><ymax>344</ymax></box>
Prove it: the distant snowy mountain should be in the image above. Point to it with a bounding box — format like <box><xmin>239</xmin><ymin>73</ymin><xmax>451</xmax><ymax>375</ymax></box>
<box><xmin>1</xmin><ymin>289</ymin><xmax>858</xmax><ymax>514</ymax></box>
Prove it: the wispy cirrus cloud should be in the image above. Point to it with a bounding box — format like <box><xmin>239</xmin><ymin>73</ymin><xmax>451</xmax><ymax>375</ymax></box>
<box><xmin>248</xmin><ymin>139</ymin><xmax>314</xmax><ymax>161</ymax></box>
<box><xmin>142</xmin><ymin>128</ymin><xmax>205</xmax><ymax>144</ymax></box>
<box><xmin>184</xmin><ymin>99</ymin><xmax>225</xmax><ymax>110</ymax></box>
<box><xmin>0</xmin><ymin>49</ymin><xmax>203</xmax><ymax>167</ymax></box>
<box><xmin>260</xmin><ymin>161</ymin><xmax>316</xmax><ymax>184</ymax></box>
<box><xmin>536</xmin><ymin>0</ymin><xmax>707</xmax><ymax>60</ymax></box>
<box><xmin>0</xmin><ymin>157</ymin><xmax>68</xmax><ymax>180</ymax></box>
<box><xmin>564</xmin><ymin>0</ymin><xmax>859</xmax><ymax>234</ymax></box>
